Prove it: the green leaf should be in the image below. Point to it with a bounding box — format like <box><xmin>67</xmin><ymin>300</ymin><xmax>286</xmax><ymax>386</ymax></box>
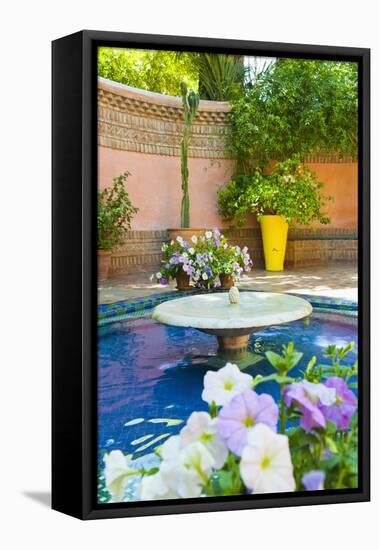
<box><xmin>325</xmin><ymin>436</ymin><xmax>338</xmax><ymax>454</ymax></box>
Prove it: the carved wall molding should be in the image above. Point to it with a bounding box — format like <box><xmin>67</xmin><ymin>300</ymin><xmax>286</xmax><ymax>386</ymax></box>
<box><xmin>98</xmin><ymin>78</ymin><xmax>231</xmax><ymax>159</ymax></box>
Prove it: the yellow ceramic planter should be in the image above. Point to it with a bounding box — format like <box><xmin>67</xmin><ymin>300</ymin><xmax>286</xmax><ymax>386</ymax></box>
<box><xmin>259</xmin><ymin>215</ymin><xmax>288</xmax><ymax>271</ymax></box>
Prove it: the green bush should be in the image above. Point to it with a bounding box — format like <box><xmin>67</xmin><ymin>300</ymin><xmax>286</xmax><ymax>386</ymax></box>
<box><xmin>98</xmin><ymin>48</ymin><xmax>198</xmax><ymax>96</ymax></box>
<box><xmin>228</xmin><ymin>59</ymin><xmax>358</xmax><ymax>167</ymax></box>
<box><xmin>218</xmin><ymin>157</ymin><xmax>332</xmax><ymax>226</ymax></box>
<box><xmin>98</xmin><ymin>172</ymin><xmax>139</xmax><ymax>250</ymax></box>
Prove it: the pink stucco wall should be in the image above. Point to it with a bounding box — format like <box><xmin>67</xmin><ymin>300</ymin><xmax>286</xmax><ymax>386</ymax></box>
<box><xmin>98</xmin><ymin>146</ymin><xmax>357</xmax><ymax>230</ymax></box>
<box><xmin>307</xmin><ymin>162</ymin><xmax>358</xmax><ymax>229</ymax></box>
<box><xmin>98</xmin><ymin>146</ymin><xmax>235</xmax><ymax>229</ymax></box>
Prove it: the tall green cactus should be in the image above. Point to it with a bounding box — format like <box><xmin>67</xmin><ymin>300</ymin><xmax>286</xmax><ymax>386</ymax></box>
<box><xmin>180</xmin><ymin>82</ymin><xmax>200</xmax><ymax>227</ymax></box>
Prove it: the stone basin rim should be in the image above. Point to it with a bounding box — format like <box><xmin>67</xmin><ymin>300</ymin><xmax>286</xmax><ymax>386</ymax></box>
<box><xmin>152</xmin><ymin>291</ymin><xmax>313</xmax><ymax>331</ymax></box>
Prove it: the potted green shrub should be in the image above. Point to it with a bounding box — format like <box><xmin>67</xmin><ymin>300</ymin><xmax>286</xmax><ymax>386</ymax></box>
<box><xmin>98</xmin><ymin>172</ymin><xmax>139</xmax><ymax>281</ymax></box>
<box><xmin>218</xmin><ymin>157</ymin><xmax>332</xmax><ymax>271</ymax></box>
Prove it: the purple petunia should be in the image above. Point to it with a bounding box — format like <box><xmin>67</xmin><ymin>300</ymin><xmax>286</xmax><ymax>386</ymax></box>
<box><xmin>302</xmin><ymin>470</ymin><xmax>325</xmax><ymax>491</ymax></box>
<box><xmin>217</xmin><ymin>390</ymin><xmax>279</xmax><ymax>456</ymax></box>
<box><xmin>284</xmin><ymin>380</ymin><xmax>336</xmax><ymax>432</ymax></box>
<box><xmin>159</xmin><ymin>277</ymin><xmax>168</xmax><ymax>285</ymax></box>
<box><xmin>183</xmin><ymin>264</ymin><xmax>194</xmax><ymax>275</ymax></box>
<box><xmin>320</xmin><ymin>377</ymin><xmax>357</xmax><ymax>430</ymax></box>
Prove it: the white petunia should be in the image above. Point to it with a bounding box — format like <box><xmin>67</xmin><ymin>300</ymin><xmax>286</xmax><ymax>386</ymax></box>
<box><xmin>191</xmin><ymin>235</ymin><xmax>198</xmax><ymax>244</ymax></box>
<box><xmin>176</xmin><ymin>236</ymin><xmax>184</xmax><ymax>244</ymax></box>
<box><xmin>160</xmin><ymin>434</ymin><xmax>182</xmax><ymax>461</ymax></box>
<box><xmin>180</xmin><ymin>411</ymin><xmax>228</xmax><ymax>469</ymax></box>
<box><xmin>156</xmin><ymin>272</ymin><xmax>162</xmax><ymax>279</ymax></box>
<box><xmin>175</xmin><ymin>442</ymin><xmax>215</xmax><ymax>497</ymax></box>
<box><xmin>188</xmin><ymin>247</ymin><xmax>195</xmax><ymax>255</ymax></box>
<box><xmin>302</xmin><ymin>380</ymin><xmax>336</xmax><ymax>406</ymax></box>
<box><xmin>103</xmin><ymin>450</ymin><xmax>133</xmax><ymax>502</ymax></box>
<box><xmin>205</xmin><ymin>231</ymin><xmax>212</xmax><ymax>239</ymax></box>
<box><xmin>202</xmin><ymin>273</ymin><xmax>208</xmax><ymax>280</ymax></box>
<box><xmin>140</xmin><ymin>472</ymin><xmax>178</xmax><ymax>500</ymax></box>
<box><xmin>240</xmin><ymin>424</ymin><xmax>295</xmax><ymax>494</ymax></box>
<box><xmin>202</xmin><ymin>363</ymin><xmax>253</xmax><ymax>406</ymax></box>
<box><xmin>158</xmin><ymin>436</ymin><xmax>215</xmax><ymax>498</ymax></box>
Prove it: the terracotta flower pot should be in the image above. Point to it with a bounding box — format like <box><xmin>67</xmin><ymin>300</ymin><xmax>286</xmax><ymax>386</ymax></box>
<box><xmin>219</xmin><ymin>273</ymin><xmax>234</xmax><ymax>289</ymax></box>
<box><xmin>98</xmin><ymin>250</ymin><xmax>112</xmax><ymax>281</ymax></box>
<box><xmin>175</xmin><ymin>271</ymin><xmax>192</xmax><ymax>291</ymax></box>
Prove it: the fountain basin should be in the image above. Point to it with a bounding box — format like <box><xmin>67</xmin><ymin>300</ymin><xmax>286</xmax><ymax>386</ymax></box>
<box><xmin>152</xmin><ymin>291</ymin><xmax>312</xmax><ymax>352</ymax></box>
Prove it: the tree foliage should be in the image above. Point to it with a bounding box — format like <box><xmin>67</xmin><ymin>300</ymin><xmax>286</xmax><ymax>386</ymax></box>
<box><xmin>193</xmin><ymin>53</ymin><xmax>245</xmax><ymax>100</ymax></box>
<box><xmin>98</xmin><ymin>47</ymin><xmax>198</xmax><ymax>95</ymax></box>
<box><xmin>98</xmin><ymin>47</ymin><xmax>245</xmax><ymax>101</ymax></box>
<box><xmin>228</xmin><ymin>59</ymin><xmax>358</xmax><ymax>165</ymax></box>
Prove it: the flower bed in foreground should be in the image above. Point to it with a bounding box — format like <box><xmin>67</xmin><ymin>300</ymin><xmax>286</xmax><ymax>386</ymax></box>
<box><xmin>102</xmin><ymin>341</ymin><xmax>358</xmax><ymax>502</ymax></box>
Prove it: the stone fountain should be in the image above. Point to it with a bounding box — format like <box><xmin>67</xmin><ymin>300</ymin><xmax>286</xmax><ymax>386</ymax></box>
<box><xmin>152</xmin><ymin>288</ymin><xmax>312</xmax><ymax>369</ymax></box>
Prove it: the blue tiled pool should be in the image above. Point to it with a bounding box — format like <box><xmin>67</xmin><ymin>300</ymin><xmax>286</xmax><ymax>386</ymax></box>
<box><xmin>97</xmin><ymin>305</ymin><xmax>357</xmax><ymax>467</ymax></box>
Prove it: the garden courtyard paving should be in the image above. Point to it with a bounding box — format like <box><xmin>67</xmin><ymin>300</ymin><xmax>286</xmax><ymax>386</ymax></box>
<box><xmin>98</xmin><ymin>263</ymin><xmax>357</xmax><ymax>305</ymax></box>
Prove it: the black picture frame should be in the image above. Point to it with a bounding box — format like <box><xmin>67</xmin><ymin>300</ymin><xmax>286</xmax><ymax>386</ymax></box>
<box><xmin>52</xmin><ymin>30</ymin><xmax>370</xmax><ymax>520</ymax></box>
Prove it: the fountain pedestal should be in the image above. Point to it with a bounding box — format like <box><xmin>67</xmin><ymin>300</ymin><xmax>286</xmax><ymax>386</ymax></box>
<box><xmin>217</xmin><ymin>334</ymin><xmax>249</xmax><ymax>351</ymax></box>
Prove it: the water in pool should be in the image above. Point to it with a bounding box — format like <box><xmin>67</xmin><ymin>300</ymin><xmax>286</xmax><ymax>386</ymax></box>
<box><xmin>98</xmin><ymin>309</ymin><xmax>357</xmax><ymax>466</ymax></box>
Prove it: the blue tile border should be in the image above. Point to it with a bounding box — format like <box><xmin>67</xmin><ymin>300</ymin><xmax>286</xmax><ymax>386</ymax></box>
<box><xmin>98</xmin><ymin>288</ymin><xmax>357</xmax><ymax>326</ymax></box>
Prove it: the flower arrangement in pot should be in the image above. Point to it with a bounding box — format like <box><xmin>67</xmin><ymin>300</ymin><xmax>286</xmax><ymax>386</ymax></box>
<box><xmin>151</xmin><ymin>236</ymin><xmax>197</xmax><ymax>290</ymax></box>
<box><xmin>193</xmin><ymin>229</ymin><xmax>253</xmax><ymax>289</ymax></box>
<box><xmin>98</xmin><ymin>172</ymin><xmax>139</xmax><ymax>281</ymax></box>
<box><xmin>153</xmin><ymin>229</ymin><xmax>253</xmax><ymax>290</ymax></box>
<box><xmin>218</xmin><ymin>156</ymin><xmax>332</xmax><ymax>271</ymax></box>
<box><xmin>213</xmin><ymin>239</ymin><xmax>253</xmax><ymax>289</ymax></box>
<box><xmin>152</xmin><ymin>233</ymin><xmax>220</xmax><ymax>290</ymax></box>
<box><xmin>101</xmin><ymin>341</ymin><xmax>358</xmax><ymax>502</ymax></box>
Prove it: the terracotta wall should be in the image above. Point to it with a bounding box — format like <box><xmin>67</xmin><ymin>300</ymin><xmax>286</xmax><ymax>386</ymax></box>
<box><xmin>98</xmin><ymin>148</ymin><xmax>357</xmax><ymax>230</ymax></box>
<box><xmin>98</xmin><ymin>78</ymin><xmax>357</xmax><ymax>231</ymax></box>
<box><xmin>98</xmin><ymin>148</ymin><xmax>234</xmax><ymax>229</ymax></box>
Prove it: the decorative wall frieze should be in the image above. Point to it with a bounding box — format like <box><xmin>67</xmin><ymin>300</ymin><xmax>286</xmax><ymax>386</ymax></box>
<box><xmin>98</xmin><ymin>78</ymin><xmax>232</xmax><ymax>158</ymax></box>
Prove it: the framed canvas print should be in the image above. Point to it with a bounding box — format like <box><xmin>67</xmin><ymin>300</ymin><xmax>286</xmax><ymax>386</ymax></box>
<box><xmin>52</xmin><ymin>30</ymin><xmax>370</xmax><ymax>520</ymax></box>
